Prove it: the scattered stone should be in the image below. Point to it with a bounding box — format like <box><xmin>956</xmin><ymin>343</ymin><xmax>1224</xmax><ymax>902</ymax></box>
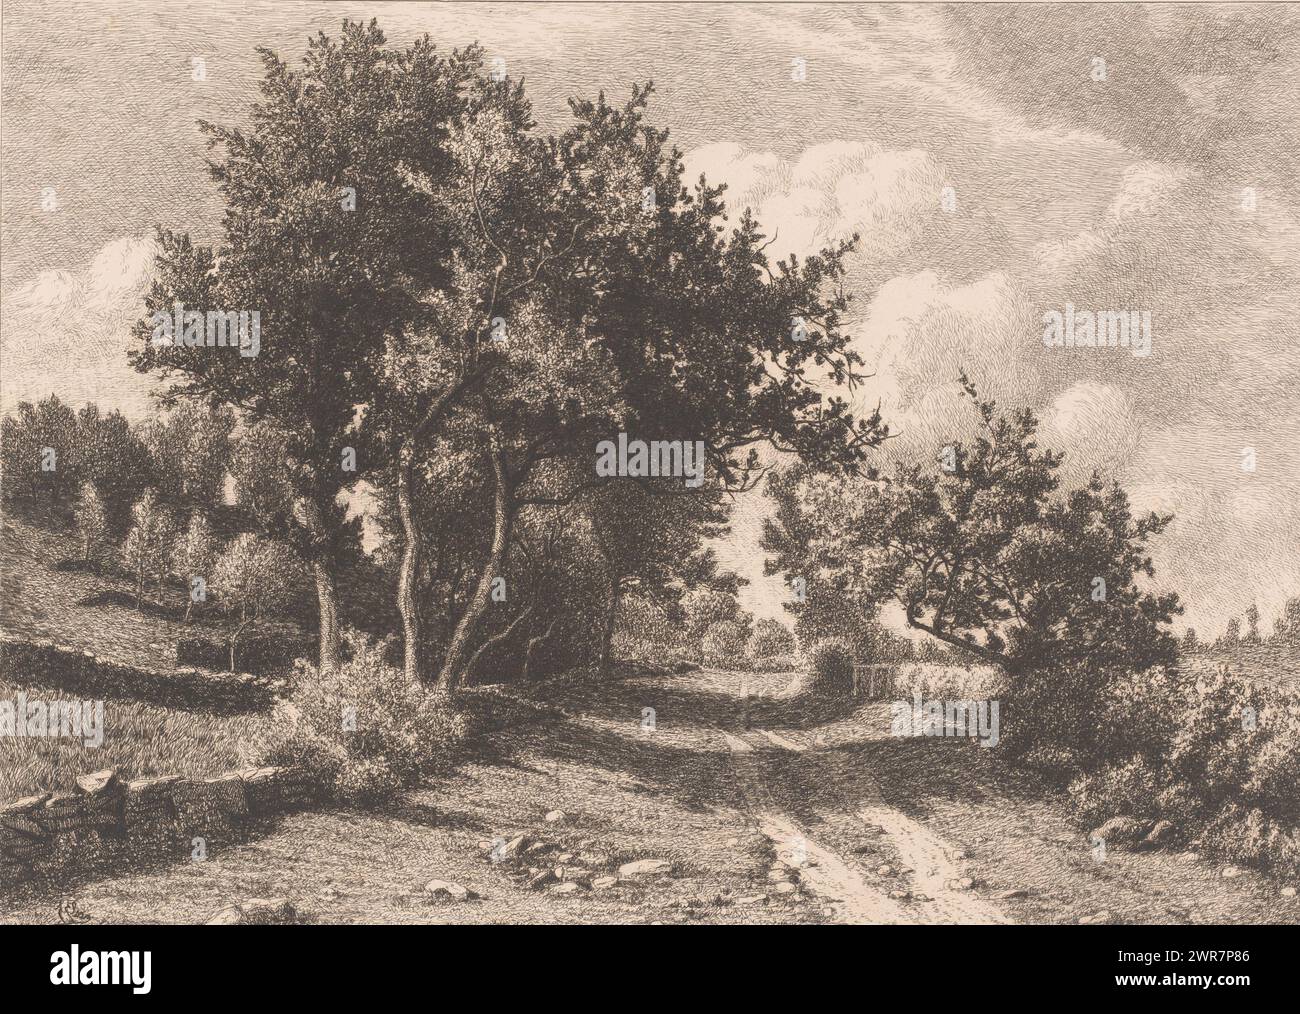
<box><xmin>502</xmin><ymin>834</ymin><xmax>531</xmax><ymax>859</ymax></box>
<box><xmin>591</xmin><ymin>876</ymin><xmax>619</xmax><ymax>891</ymax></box>
<box><xmin>206</xmin><ymin>906</ymin><xmax>244</xmax><ymax>925</ymax></box>
<box><xmin>556</xmin><ymin>853</ymin><xmax>575</xmax><ymax>863</ymax></box>
<box><xmin>1281</xmin><ymin>887</ymin><xmax>1296</xmax><ymax>898</ymax></box>
<box><xmin>998</xmin><ymin>889</ymin><xmax>1029</xmax><ymax>900</ymax></box>
<box><xmin>772</xmin><ymin>881</ymin><xmax>798</xmax><ymax>895</ymax></box>
<box><xmin>617</xmin><ymin>859</ymin><xmax>673</xmax><ymax>878</ymax></box>
<box><xmin>528</xmin><ymin>869</ymin><xmax>557</xmax><ymax>890</ymax></box>
<box><xmin>1178</xmin><ymin>852</ymin><xmax>1199</xmax><ymax>864</ymax></box>
<box><xmin>1141</xmin><ymin>820</ymin><xmax>1178</xmax><ymax>849</ymax></box>
<box><xmin>767</xmin><ymin>868</ymin><xmax>791</xmax><ymax>883</ymax></box>
<box><xmin>726</xmin><ymin>838</ymin><xmax>740</xmax><ymax>848</ymax></box>
<box><xmin>577</xmin><ymin>851</ymin><xmax>611</xmax><ymax>867</ymax></box>
<box><xmin>424</xmin><ymin>880</ymin><xmax>476</xmax><ymax>902</ymax></box>
<box><xmin>888</xmin><ymin>889</ymin><xmax>911</xmax><ymax>900</ymax></box>
<box><xmin>736</xmin><ymin>894</ymin><xmax>768</xmax><ymax>905</ymax></box>
<box><xmin>876</xmin><ymin>864</ymin><xmax>894</xmax><ymax>876</ymax></box>
<box><xmin>525</xmin><ymin>841</ymin><xmax>554</xmax><ymax>856</ymax></box>
<box><xmin>955</xmin><ymin>877</ymin><xmax>975</xmax><ymax>890</ymax></box>
<box><xmin>1221</xmin><ymin>866</ymin><xmax>1242</xmax><ymax>879</ymax></box>
<box><xmin>1079</xmin><ymin>910</ymin><xmax>1113</xmax><ymax>925</ymax></box>
<box><xmin>950</xmin><ymin>849</ymin><xmax>969</xmax><ymax>861</ymax></box>
<box><xmin>1089</xmin><ymin>816</ymin><xmax>1150</xmax><ymax>851</ymax></box>
<box><xmin>551</xmin><ymin>882</ymin><xmax>583</xmax><ymax>895</ymax></box>
<box><xmin>544</xmin><ymin>810</ymin><xmax>567</xmax><ymax>824</ymax></box>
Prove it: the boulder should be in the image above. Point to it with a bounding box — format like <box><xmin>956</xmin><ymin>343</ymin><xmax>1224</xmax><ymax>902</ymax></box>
<box><xmin>75</xmin><ymin>769</ymin><xmax>125</xmax><ymax>835</ymax></box>
<box><xmin>424</xmin><ymin>880</ymin><xmax>477</xmax><ymax>902</ymax></box>
<box><xmin>124</xmin><ymin>775</ymin><xmax>181</xmax><ymax>828</ymax></box>
<box><xmin>617</xmin><ymin>859</ymin><xmax>673</xmax><ymax>879</ymax></box>
<box><xmin>1140</xmin><ymin>820</ymin><xmax>1178</xmax><ymax>849</ymax></box>
<box><xmin>527</xmin><ymin>868</ymin><xmax>557</xmax><ymax>890</ymax></box>
<box><xmin>544</xmin><ymin>810</ymin><xmax>567</xmax><ymax>824</ymax></box>
<box><xmin>591</xmin><ymin>876</ymin><xmax>619</xmax><ymax>891</ymax></box>
<box><xmin>1089</xmin><ymin>816</ymin><xmax>1150</xmax><ymax>851</ymax></box>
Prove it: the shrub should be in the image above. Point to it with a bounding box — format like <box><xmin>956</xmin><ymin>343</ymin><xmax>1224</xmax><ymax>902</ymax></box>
<box><xmin>892</xmin><ymin>662</ymin><xmax>1007</xmax><ymax>703</ymax></box>
<box><xmin>1067</xmin><ymin>756</ymin><xmax>1164</xmax><ymax>828</ymax></box>
<box><xmin>701</xmin><ymin>619</ymin><xmax>750</xmax><ymax>667</ymax></box>
<box><xmin>1093</xmin><ymin>666</ymin><xmax>1188</xmax><ymax>762</ymax></box>
<box><xmin>747</xmin><ymin>618</ymin><xmax>795</xmax><ymax>661</ymax></box>
<box><xmin>804</xmin><ymin>638</ymin><xmax>855</xmax><ymax>696</ymax></box>
<box><xmin>253</xmin><ymin>629</ymin><xmax>470</xmax><ymax>808</ymax></box>
<box><xmin>1167</xmin><ymin>667</ymin><xmax>1272</xmax><ymax>812</ymax></box>
<box><xmin>1001</xmin><ymin>661</ymin><xmax>1119</xmax><ymax>764</ymax></box>
<box><xmin>1198</xmin><ymin>804</ymin><xmax>1300</xmax><ymax>875</ymax></box>
<box><xmin>1054</xmin><ymin>664</ymin><xmax>1300</xmax><ymax>874</ymax></box>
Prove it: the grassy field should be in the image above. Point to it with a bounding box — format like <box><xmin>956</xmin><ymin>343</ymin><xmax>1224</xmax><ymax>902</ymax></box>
<box><xmin>0</xmin><ymin>670</ymin><xmax>276</xmax><ymax>800</ymax></box>
<box><xmin>1</xmin><ymin>512</ymin><xmax>288</xmax><ymax>799</ymax></box>
<box><xmin>0</xmin><ymin>511</ymin><xmax>303</xmax><ymax>673</ymax></box>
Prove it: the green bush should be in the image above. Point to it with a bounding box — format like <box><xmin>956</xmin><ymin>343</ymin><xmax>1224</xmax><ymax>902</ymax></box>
<box><xmin>253</xmin><ymin>629</ymin><xmax>469</xmax><ymax>808</ymax></box>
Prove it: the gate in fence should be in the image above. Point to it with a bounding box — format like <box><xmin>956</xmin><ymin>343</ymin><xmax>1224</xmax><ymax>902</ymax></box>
<box><xmin>852</xmin><ymin>663</ymin><xmax>896</xmax><ymax>701</ymax></box>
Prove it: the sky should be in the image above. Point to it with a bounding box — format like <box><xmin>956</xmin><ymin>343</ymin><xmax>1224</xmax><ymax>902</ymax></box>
<box><xmin>3</xmin><ymin>2</ymin><xmax>1298</xmax><ymax>638</ymax></box>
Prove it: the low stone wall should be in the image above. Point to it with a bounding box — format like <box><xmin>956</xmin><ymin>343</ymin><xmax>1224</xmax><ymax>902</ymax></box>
<box><xmin>0</xmin><ymin>765</ymin><xmax>318</xmax><ymax>884</ymax></box>
<box><xmin>0</xmin><ymin>632</ymin><xmax>282</xmax><ymax>713</ymax></box>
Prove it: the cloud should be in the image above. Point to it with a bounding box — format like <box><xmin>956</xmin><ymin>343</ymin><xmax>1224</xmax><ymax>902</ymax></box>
<box><xmin>1</xmin><ymin>236</ymin><xmax>159</xmax><ymax>418</ymax></box>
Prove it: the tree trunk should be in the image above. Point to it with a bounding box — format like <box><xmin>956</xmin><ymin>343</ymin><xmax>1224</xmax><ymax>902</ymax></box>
<box><xmin>522</xmin><ymin>617</ymin><xmax>558</xmax><ymax>682</ymax></box>
<box><xmin>436</xmin><ymin>438</ymin><xmax>513</xmax><ymax>692</ymax></box>
<box><xmin>312</xmin><ymin>559</ymin><xmax>341</xmax><ymax>674</ymax></box>
<box><xmin>464</xmin><ymin>604</ymin><xmax>533</xmax><ymax>686</ymax></box>
<box><xmin>396</xmin><ymin>449</ymin><xmax>425</xmax><ymax>683</ymax></box>
<box><xmin>596</xmin><ymin>572</ymin><xmax>621</xmax><ymax>679</ymax></box>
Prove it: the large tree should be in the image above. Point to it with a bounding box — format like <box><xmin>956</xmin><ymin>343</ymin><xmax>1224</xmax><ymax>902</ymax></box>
<box><xmin>136</xmin><ymin>20</ymin><xmax>888</xmax><ymax>689</ymax></box>
<box><xmin>373</xmin><ymin>73</ymin><xmax>888</xmax><ymax>689</ymax></box>
<box><xmin>133</xmin><ymin>21</ymin><xmax>479</xmax><ymax>672</ymax></box>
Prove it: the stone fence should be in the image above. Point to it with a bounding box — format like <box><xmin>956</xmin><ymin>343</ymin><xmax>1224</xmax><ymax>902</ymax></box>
<box><xmin>0</xmin><ymin>632</ymin><xmax>282</xmax><ymax>713</ymax></box>
<box><xmin>0</xmin><ymin>765</ymin><xmax>317</xmax><ymax>884</ymax></box>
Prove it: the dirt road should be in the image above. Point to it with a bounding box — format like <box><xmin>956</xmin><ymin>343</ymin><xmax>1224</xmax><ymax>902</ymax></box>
<box><xmin>2</xmin><ymin>667</ymin><xmax>1294</xmax><ymax>924</ymax></box>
